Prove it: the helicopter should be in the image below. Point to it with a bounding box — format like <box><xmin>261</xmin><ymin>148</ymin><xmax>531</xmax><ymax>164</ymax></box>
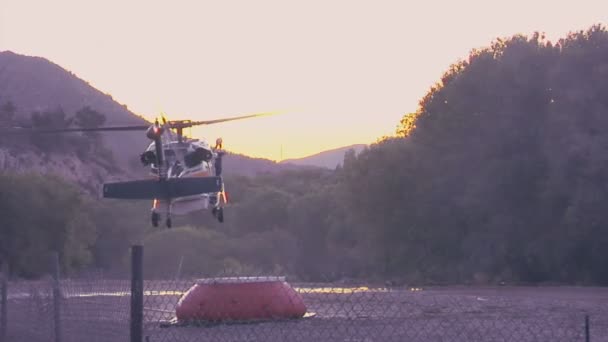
<box><xmin>4</xmin><ymin>112</ymin><xmax>276</xmax><ymax>228</ymax></box>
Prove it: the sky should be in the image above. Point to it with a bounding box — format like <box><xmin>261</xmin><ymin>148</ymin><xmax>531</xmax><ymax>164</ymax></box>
<box><xmin>1</xmin><ymin>0</ymin><xmax>607</xmax><ymax>160</ymax></box>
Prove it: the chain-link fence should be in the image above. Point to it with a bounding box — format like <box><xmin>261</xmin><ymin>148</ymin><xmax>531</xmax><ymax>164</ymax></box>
<box><xmin>1</xmin><ymin>247</ymin><xmax>607</xmax><ymax>342</ymax></box>
<box><xmin>2</xmin><ymin>275</ymin><xmax>131</xmax><ymax>342</ymax></box>
<box><xmin>143</xmin><ymin>279</ymin><xmax>607</xmax><ymax>342</ymax></box>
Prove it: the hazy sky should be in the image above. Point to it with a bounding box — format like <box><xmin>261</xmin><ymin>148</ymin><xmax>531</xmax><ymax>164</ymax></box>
<box><xmin>1</xmin><ymin>0</ymin><xmax>606</xmax><ymax>160</ymax></box>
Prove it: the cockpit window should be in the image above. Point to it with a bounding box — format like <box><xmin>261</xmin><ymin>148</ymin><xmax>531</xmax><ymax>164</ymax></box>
<box><xmin>164</xmin><ymin>148</ymin><xmax>188</xmax><ymax>164</ymax></box>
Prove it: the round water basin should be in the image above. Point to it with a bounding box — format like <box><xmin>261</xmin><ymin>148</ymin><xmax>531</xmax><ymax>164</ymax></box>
<box><xmin>175</xmin><ymin>276</ymin><xmax>307</xmax><ymax>322</ymax></box>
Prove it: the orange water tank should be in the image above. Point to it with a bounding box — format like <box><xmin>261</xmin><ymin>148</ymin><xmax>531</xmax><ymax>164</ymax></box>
<box><xmin>175</xmin><ymin>276</ymin><xmax>307</xmax><ymax>322</ymax></box>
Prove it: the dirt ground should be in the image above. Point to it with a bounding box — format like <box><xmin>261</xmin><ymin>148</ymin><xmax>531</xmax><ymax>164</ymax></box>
<box><xmin>4</xmin><ymin>280</ymin><xmax>608</xmax><ymax>342</ymax></box>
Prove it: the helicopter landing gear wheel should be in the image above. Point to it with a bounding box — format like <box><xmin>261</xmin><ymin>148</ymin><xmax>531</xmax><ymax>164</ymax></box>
<box><xmin>166</xmin><ymin>217</ymin><xmax>172</xmax><ymax>228</ymax></box>
<box><xmin>212</xmin><ymin>207</ymin><xmax>224</xmax><ymax>223</ymax></box>
<box><xmin>151</xmin><ymin>212</ymin><xmax>160</xmax><ymax>227</ymax></box>
<box><xmin>211</xmin><ymin>207</ymin><xmax>224</xmax><ymax>223</ymax></box>
<box><xmin>217</xmin><ymin>207</ymin><xmax>224</xmax><ymax>223</ymax></box>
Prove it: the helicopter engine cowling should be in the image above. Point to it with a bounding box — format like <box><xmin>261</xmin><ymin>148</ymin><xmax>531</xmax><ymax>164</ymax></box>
<box><xmin>184</xmin><ymin>147</ymin><xmax>213</xmax><ymax>168</ymax></box>
<box><xmin>140</xmin><ymin>150</ymin><xmax>156</xmax><ymax>166</ymax></box>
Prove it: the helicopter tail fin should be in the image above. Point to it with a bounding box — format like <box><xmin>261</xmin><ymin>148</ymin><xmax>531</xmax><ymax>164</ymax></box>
<box><xmin>102</xmin><ymin>177</ymin><xmax>223</xmax><ymax>200</ymax></box>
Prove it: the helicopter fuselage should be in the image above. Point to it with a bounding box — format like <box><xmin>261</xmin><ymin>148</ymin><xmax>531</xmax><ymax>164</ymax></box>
<box><xmin>142</xmin><ymin>138</ymin><xmax>225</xmax><ymax>226</ymax></box>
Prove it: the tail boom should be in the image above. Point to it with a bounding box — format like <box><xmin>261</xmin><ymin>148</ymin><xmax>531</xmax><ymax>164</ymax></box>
<box><xmin>103</xmin><ymin>177</ymin><xmax>223</xmax><ymax>200</ymax></box>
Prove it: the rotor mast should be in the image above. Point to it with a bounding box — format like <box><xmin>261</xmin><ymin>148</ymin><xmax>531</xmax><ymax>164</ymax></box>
<box><xmin>166</xmin><ymin>120</ymin><xmax>192</xmax><ymax>144</ymax></box>
<box><xmin>146</xmin><ymin>119</ymin><xmax>166</xmax><ymax>179</ymax></box>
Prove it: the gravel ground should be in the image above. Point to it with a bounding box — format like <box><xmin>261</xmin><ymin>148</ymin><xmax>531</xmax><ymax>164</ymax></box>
<box><xmin>4</xmin><ymin>280</ymin><xmax>608</xmax><ymax>342</ymax></box>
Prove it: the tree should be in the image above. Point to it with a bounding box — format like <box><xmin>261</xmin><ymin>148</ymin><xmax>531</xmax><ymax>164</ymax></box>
<box><xmin>0</xmin><ymin>173</ymin><xmax>96</xmax><ymax>277</ymax></box>
<box><xmin>73</xmin><ymin>106</ymin><xmax>110</xmax><ymax>161</ymax></box>
<box><xmin>28</xmin><ymin>107</ymin><xmax>74</xmax><ymax>152</ymax></box>
<box><xmin>233</xmin><ymin>187</ymin><xmax>292</xmax><ymax>233</ymax></box>
<box><xmin>74</xmin><ymin>106</ymin><xmax>106</xmax><ymax>129</ymax></box>
<box><xmin>396</xmin><ymin>112</ymin><xmax>420</xmax><ymax>137</ymax></box>
<box><xmin>0</xmin><ymin>101</ymin><xmax>16</xmax><ymax>127</ymax></box>
<box><xmin>365</xmin><ymin>25</ymin><xmax>608</xmax><ymax>284</ymax></box>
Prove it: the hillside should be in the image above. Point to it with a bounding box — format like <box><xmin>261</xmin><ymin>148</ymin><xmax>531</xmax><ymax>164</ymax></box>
<box><xmin>280</xmin><ymin>144</ymin><xmax>367</xmax><ymax>169</ymax></box>
<box><xmin>223</xmin><ymin>152</ymin><xmax>319</xmax><ymax>177</ymax></box>
<box><xmin>0</xmin><ymin>51</ymin><xmax>149</xmax><ymax>170</ymax></box>
<box><xmin>0</xmin><ymin>51</ymin><xmax>317</xmax><ymax>183</ymax></box>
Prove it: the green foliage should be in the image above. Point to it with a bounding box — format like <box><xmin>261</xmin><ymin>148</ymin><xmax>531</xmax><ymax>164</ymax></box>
<box><xmin>0</xmin><ymin>101</ymin><xmax>16</xmax><ymax>127</ymax></box>
<box><xmin>287</xmin><ymin>191</ymin><xmax>334</xmax><ymax>279</ymax></box>
<box><xmin>74</xmin><ymin>106</ymin><xmax>106</xmax><ymax>129</ymax></box>
<box><xmin>233</xmin><ymin>187</ymin><xmax>292</xmax><ymax>233</ymax></box>
<box><xmin>0</xmin><ymin>101</ymin><xmax>20</xmax><ymax>146</ymax></box>
<box><xmin>377</xmin><ymin>24</ymin><xmax>608</xmax><ymax>284</ymax></box>
<box><xmin>28</xmin><ymin>108</ymin><xmax>74</xmax><ymax>152</ymax></box>
<box><xmin>72</xmin><ymin>106</ymin><xmax>109</xmax><ymax>160</ymax></box>
<box><xmin>1</xmin><ymin>103</ymin><xmax>116</xmax><ymax>169</ymax></box>
<box><xmin>0</xmin><ymin>173</ymin><xmax>96</xmax><ymax>277</ymax></box>
<box><xmin>30</xmin><ymin>107</ymin><xmax>74</xmax><ymax>129</ymax></box>
<box><xmin>143</xmin><ymin>226</ymin><xmax>225</xmax><ymax>278</ymax></box>
<box><xmin>89</xmin><ymin>200</ymin><xmax>151</xmax><ymax>272</ymax></box>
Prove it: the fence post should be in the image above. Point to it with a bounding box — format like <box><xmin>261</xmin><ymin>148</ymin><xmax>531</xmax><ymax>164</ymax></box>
<box><xmin>585</xmin><ymin>314</ymin><xmax>590</xmax><ymax>342</ymax></box>
<box><xmin>51</xmin><ymin>252</ymin><xmax>62</xmax><ymax>342</ymax></box>
<box><xmin>0</xmin><ymin>263</ymin><xmax>8</xmax><ymax>342</ymax></box>
<box><xmin>131</xmin><ymin>245</ymin><xmax>144</xmax><ymax>342</ymax></box>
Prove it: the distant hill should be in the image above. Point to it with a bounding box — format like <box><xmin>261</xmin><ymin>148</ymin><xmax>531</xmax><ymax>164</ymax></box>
<box><xmin>224</xmin><ymin>152</ymin><xmax>318</xmax><ymax>177</ymax></box>
<box><xmin>280</xmin><ymin>144</ymin><xmax>367</xmax><ymax>169</ymax></box>
<box><xmin>0</xmin><ymin>51</ymin><xmax>318</xmax><ymax>181</ymax></box>
<box><xmin>0</xmin><ymin>50</ymin><xmax>149</xmax><ymax>170</ymax></box>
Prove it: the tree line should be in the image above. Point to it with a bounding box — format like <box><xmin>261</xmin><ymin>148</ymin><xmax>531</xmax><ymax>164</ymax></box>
<box><xmin>0</xmin><ymin>104</ymin><xmax>114</xmax><ymax>164</ymax></box>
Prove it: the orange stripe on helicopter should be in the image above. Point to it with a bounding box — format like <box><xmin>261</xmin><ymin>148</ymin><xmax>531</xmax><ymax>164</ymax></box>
<box><xmin>188</xmin><ymin>171</ymin><xmax>211</xmax><ymax>178</ymax></box>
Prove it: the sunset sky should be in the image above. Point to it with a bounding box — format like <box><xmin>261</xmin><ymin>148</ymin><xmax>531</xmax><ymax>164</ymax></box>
<box><xmin>1</xmin><ymin>0</ymin><xmax>606</xmax><ymax>160</ymax></box>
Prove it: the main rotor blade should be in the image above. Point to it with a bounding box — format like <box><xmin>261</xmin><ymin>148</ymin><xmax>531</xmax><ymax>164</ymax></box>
<box><xmin>0</xmin><ymin>125</ymin><xmax>150</xmax><ymax>134</ymax></box>
<box><xmin>188</xmin><ymin>111</ymin><xmax>281</xmax><ymax>127</ymax></box>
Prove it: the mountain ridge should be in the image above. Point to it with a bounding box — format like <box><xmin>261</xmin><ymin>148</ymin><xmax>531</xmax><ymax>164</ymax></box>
<box><xmin>0</xmin><ymin>50</ymin><xmax>150</xmax><ymax>170</ymax></box>
<box><xmin>0</xmin><ymin>51</ymin><xmax>329</xmax><ymax>184</ymax></box>
<box><xmin>280</xmin><ymin>144</ymin><xmax>367</xmax><ymax>169</ymax></box>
